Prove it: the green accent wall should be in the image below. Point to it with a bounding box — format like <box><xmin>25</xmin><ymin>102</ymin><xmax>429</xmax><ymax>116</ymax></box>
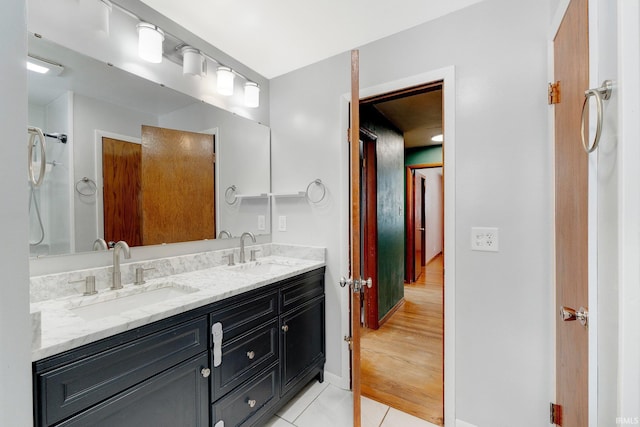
<box><xmin>405</xmin><ymin>145</ymin><xmax>443</xmax><ymax>166</ymax></box>
<box><xmin>361</xmin><ymin>106</ymin><xmax>405</xmax><ymax>322</ymax></box>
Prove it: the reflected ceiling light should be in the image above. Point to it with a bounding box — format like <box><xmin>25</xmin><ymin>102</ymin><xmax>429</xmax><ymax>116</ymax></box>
<box><xmin>181</xmin><ymin>46</ymin><xmax>206</xmax><ymax>77</ymax></box>
<box><xmin>244</xmin><ymin>82</ymin><xmax>260</xmax><ymax>108</ymax></box>
<box><xmin>27</xmin><ymin>55</ymin><xmax>64</xmax><ymax>76</ymax></box>
<box><xmin>216</xmin><ymin>66</ymin><xmax>235</xmax><ymax>96</ymax></box>
<box><xmin>137</xmin><ymin>23</ymin><xmax>164</xmax><ymax>63</ymax></box>
<box><xmin>78</xmin><ymin>0</ymin><xmax>112</xmax><ymax>35</ymax></box>
<box><xmin>431</xmin><ymin>134</ymin><xmax>444</xmax><ymax>142</ymax></box>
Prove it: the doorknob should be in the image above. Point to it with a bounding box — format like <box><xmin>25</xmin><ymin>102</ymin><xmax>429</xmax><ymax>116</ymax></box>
<box><xmin>560</xmin><ymin>306</ymin><xmax>588</xmax><ymax>327</ymax></box>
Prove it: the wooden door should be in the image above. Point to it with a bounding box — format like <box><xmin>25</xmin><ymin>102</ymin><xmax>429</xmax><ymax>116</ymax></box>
<box><xmin>348</xmin><ymin>49</ymin><xmax>363</xmax><ymax>427</ymax></box>
<box><xmin>414</xmin><ymin>172</ymin><xmax>423</xmax><ymax>279</ymax></box>
<box><xmin>554</xmin><ymin>0</ymin><xmax>589</xmax><ymax>425</ymax></box>
<box><xmin>141</xmin><ymin>125</ymin><xmax>215</xmax><ymax>245</ymax></box>
<box><xmin>102</xmin><ymin>137</ymin><xmax>142</xmax><ymax>246</ymax></box>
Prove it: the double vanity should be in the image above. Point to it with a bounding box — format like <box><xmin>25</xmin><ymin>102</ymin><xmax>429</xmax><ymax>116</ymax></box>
<box><xmin>30</xmin><ymin>244</ymin><xmax>326</xmax><ymax>427</ymax></box>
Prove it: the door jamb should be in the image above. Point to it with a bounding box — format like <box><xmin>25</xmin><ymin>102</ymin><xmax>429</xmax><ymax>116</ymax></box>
<box><xmin>340</xmin><ymin>66</ymin><xmax>456</xmax><ymax>424</ymax></box>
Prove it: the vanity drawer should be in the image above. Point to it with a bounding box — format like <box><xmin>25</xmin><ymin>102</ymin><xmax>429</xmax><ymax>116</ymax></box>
<box><xmin>212</xmin><ymin>319</ymin><xmax>278</xmax><ymax>401</ymax></box>
<box><xmin>37</xmin><ymin>317</ymin><xmax>207</xmax><ymax>426</ymax></box>
<box><xmin>279</xmin><ymin>270</ymin><xmax>325</xmax><ymax>313</ymax></box>
<box><xmin>210</xmin><ymin>290</ymin><xmax>278</xmax><ymax>342</ymax></box>
<box><xmin>212</xmin><ymin>363</ymin><xmax>280</xmax><ymax>427</ymax></box>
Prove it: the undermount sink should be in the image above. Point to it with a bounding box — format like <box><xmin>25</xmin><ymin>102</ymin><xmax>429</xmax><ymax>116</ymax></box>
<box><xmin>69</xmin><ymin>283</ymin><xmax>198</xmax><ymax>321</ymax></box>
<box><xmin>228</xmin><ymin>260</ymin><xmax>295</xmax><ymax>276</ymax></box>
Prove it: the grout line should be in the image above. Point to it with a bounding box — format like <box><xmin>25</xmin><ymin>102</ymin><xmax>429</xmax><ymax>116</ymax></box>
<box><xmin>291</xmin><ymin>382</ymin><xmax>330</xmax><ymax>425</ymax></box>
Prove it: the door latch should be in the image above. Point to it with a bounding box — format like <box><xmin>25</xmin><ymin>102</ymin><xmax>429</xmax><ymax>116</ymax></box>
<box><xmin>560</xmin><ymin>306</ymin><xmax>588</xmax><ymax>327</ymax></box>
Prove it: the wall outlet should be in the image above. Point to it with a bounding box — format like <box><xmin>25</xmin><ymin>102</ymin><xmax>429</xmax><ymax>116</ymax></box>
<box><xmin>257</xmin><ymin>215</ymin><xmax>266</xmax><ymax>231</ymax></box>
<box><xmin>278</xmin><ymin>215</ymin><xmax>287</xmax><ymax>232</ymax></box>
<box><xmin>471</xmin><ymin>227</ymin><xmax>499</xmax><ymax>252</ymax></box>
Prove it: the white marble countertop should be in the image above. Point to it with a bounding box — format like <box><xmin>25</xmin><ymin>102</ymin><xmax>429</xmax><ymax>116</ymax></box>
<box><xmin>31</xmin><ymin>255</ymin><xmax>325</xmax><ymax>361</ymax></box>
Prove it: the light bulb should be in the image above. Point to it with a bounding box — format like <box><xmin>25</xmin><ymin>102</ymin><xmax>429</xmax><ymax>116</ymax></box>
<box><xmin>137</xmin><ymin>23</ymin><xmax>164</xmax><ymax>63</ymax></box>
<box><xmin>244</xmin><ymin>82</ymin><xmax>260</xmax><ymax>108</ymax></box>
<box><xmin>217</xmin><ymin>66</ymin><xmax>235</xmax><ymax>96</ymax></box>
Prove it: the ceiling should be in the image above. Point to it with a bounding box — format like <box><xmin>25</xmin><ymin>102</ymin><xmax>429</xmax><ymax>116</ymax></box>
<box><xmin>373</xmin><ymin>89</ymin><xmax>443</xmax><ymax>148</ymax></box>
<box><xmin>140</xmin><ymin>0</ymin><xmax>483</xmax><ymax>79</ymax></box>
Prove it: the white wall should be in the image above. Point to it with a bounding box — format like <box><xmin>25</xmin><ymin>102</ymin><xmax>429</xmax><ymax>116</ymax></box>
<box><xmin>418</xmin><ymin>167</ymin><xmax>444</xmax><ymax>264</ymax></box>
<box><xmin>270</xmin><ymin>0</ymin><xmax>552</xmax><ymax>424</ymax></box>
<box><xmin>0</xmin><ymin>0</ymin><xmax>34</xmax><ymax>425</ymax></box>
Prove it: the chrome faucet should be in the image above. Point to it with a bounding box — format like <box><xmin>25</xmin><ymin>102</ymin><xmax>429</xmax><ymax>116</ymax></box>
<box><xmin>239</xmin><ymin>232</ymin><xmax>256</xmax><ymax>263</ymax></box>
<box><xmin>111</xmin><ymin>241</ymin><xmax>131</xmax><ymax>290</ymax></box>
<box><xmin>217</xmin><ymin>230</ymin><xmax>232</xmax><ymax>239</ymax></box>
<box><xmin>93</xmin><ymin>238</ymin><xmax>108</xmax><ymax>251</ymax></box>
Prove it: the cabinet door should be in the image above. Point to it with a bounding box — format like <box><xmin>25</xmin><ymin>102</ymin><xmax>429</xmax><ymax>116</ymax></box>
<box><xmin>57</xmin><ymin>353</ymin><xmax>209</xmax><ymax>427</ymax></box>
<box><xmin>280</xmin><ymin>296</ymin><xmax>325</xmax><ymax>395</ymax></box>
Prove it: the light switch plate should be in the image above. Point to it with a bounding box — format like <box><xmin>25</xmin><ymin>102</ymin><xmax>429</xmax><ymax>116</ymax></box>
<box><xmin>257</xmin><ymin>215</ymin><xmax>266</xmax><ymax>231</ymax></box>
<box><xmin>278</xmin><ymin>215</ymin><xmax>287</xmax><ymax>232</ymax></box>
<box><xmin>471</xmin><ymin>227</ymin><xmax>499</xmax><ymax>252</ymax></box>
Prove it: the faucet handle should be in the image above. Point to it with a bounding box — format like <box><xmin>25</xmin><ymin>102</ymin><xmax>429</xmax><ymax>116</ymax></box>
<box><xmin>224</xmin><ymin>253</ymin><xmax>235</xmax><ymax>266</ymax></box>
<box><xmin>134</xmin><ymin>267</ymin><xmax>155</xmax><ymax>286</ymax></box>
<box><xmin>69</xmin><ymin>276</ymin><xmax>97</xmax><ymax>296</ymax></box>
<box><xmin>250</xmin><ymin>249</ymin><xmax>261</xmax><ymax>262</ymax></box>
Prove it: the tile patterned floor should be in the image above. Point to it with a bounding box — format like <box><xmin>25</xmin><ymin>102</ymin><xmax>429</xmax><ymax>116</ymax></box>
<box><xmin>265</xmin><ymin>381</ymin><xmax>440</xmax><ymax>427</ymax></box>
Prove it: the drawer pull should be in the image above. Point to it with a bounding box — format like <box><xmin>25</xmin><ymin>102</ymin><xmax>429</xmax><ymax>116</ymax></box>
<box><xmin>247</xmin><ymin>350</ymin><xmax>255</xmax><ymax>360</ymax></box>
<box><xmin>248</xmin><ymin>399</ymin><xmax>257</xmax><ymax>408</ymax></box>
<box><xmin>201</xmin><ymin>368</ymin><xmax>211</xmax><ymax>378</ymax></box>
<box><xmin>281</xmin><ymin>324</ymin><xmax>289</xmax><ymax>333</ymax></box>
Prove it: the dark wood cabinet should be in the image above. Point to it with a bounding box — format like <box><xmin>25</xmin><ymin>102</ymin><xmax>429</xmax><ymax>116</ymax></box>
<box><xmin>33</xmin><ymin>267</ymin><xmax>325</xmax><ymax>427</ymax></box>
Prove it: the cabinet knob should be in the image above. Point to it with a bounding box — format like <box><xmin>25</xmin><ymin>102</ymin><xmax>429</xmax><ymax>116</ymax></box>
<box><xmin>248</xmin><ymin>399</ymin><xmax>257</xmax><ymax>408</ymax></box>
<box><xmin>201</xmin><ymin>367</ymin><xmax>211</xmax><ymax>378</ymax></box>
<box><xmin>281</xmin><ymin>324</ymin><xmax>289</xmax><ymax>333</ymax></box>
<box><xmin>247</xmin><ymin>350</ymin><xmax>255</xmax><ymax>360</ymax></box>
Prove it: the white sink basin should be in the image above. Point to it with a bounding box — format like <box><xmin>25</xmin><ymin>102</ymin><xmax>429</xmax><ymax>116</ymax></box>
<box><xmin>228</xmin><ymin>260</ymin><xmax>294</xmax><ymax>276</ymax></box>
<box><xmin>70</xmin><ymin>283</ymin><xmax>198</xmax><ymax>321</ymax></box>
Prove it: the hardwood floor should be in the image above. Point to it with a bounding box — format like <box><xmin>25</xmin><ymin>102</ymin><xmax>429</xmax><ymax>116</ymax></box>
<box><xmin>361</xmin><ymin>254</ymin><xmax>444</xmax><ymax>425</ymax></box>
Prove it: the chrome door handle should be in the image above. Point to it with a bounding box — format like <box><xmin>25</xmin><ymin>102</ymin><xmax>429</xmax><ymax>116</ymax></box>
<box><xmin>339</xmin><ymin>277</ymin><xmax>352</xmax><ymax>288</ymax></box>
<box><xmin>560</xmin><ymin>306</ymin><xmax>588</xmax><ymax>327</ymax></box>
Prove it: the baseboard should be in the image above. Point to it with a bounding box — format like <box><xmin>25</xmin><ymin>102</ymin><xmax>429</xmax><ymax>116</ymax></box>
<box><xmin>323</xmin><ymin>370</ymin><xmax>349</xmax><ymax>389</ymax></box>
<box><xmin>378</xmin><ymin>298</ymin><xmax>405</xmax><ymax>327</ymax></box>
<box><xmin>456</xmin><ymin>419</ymin><xmax>477</xmax><ymax>427</ymax></box>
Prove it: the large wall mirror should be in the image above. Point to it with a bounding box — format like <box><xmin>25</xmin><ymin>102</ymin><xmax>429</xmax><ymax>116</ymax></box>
<box><xmin>27</xmin><ymin>9</ymin><xmax>271</xmax><ymax>258</ymax></box>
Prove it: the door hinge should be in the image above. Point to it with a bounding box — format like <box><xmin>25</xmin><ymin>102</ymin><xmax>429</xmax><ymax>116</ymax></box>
<box><xmin>344</xmin><ymin>335</ymin><xmax>353</xmax><ymax>350</ymax></box>
<box><xmin>550</xmin><ymin>402</ymin><xmax>563</xmax><ymax>426</ymax></box>
<box><xmin>548</xmin><ymin>81</ymin><xmax>561</xmax><ymax>105</ymax></box>
<box><xmin>347</xmin><ymin>128</ymin><xmax>351</xmax><ymax>142</ymax></box>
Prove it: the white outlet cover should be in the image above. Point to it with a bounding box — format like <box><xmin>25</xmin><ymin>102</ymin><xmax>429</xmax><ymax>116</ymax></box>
<box><xmin>257</xmin><ymin>215</ymin><xmax>266</xmax><ymax>231</ymax></box>
<box><xmin>471</xmin><ymin>227</ymin><xmax>499</xmax><ymax>252</ymax></box>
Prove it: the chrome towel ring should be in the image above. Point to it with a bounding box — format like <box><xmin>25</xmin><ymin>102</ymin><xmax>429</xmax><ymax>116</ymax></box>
<box><xmin>225</xmin><ymin>185</ymin><xmax>238</xmax><ymax>205</ymax></box>
<box><xmin>75</xmin><ymin>177</ymin><xmax>97</xmax><ymax>196</ymax></box>
<box><xmin>581</xmin><ymin>80</ymin><xmax>613</xmax><ymax>153</ymax></box>
<box><xmin>305</xmin><ymin>179</ymin><xmax>326</xmax><ymax>203</ymax></box>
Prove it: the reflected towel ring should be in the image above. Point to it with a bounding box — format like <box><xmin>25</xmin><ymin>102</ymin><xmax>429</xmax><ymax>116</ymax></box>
<box><xmin>27</xmin><ymin>127</ymin><xmax>47</xmax><ymax>188</ymax></box>
<box><xmin>305</xmin><ymin>179</ymin><xmax>326</xmax><ymax>203</ymax></box>
<box><xmin>225</xmin><ymin>185</ymin><xmax>238</xmax><ymax>205</ymax></box>
<box><xmin>581</xmin><ymin>80</ymin><xmax>613</xmax><ymax>153</ymax></box>
<box><xmin>75</xmin><ymin>177</ymin><xmax>97</xmax><ymax>196</ymax></box>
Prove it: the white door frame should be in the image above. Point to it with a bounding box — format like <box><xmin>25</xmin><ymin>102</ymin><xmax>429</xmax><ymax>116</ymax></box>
<box><xmin>340</xmin><ymin>65</ymin><xmax>456</xmax><ymax>425</ymax></box>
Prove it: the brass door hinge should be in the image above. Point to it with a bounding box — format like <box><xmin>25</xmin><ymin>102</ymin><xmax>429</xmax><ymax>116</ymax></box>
<box><xmin>344</xmin><ymin>335</ymin><xmax>353</xmax><ymax>350</ymax></box>
<box><xmin>549</xmin><ymin>81</ymin><xmax>561</xmax><ymax>105</ymax></box>
<box><xmin>347</xmin><ymin>128</ymin><xmax>351</xmax><ymax>142</ymax></box>
<box><xmin>550</xmin><ymin>402</ymin><xmax>563</xmax><ymax>426</ymax></box>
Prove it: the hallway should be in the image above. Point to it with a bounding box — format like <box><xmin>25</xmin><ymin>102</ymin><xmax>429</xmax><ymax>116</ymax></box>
<box><xmin>360</xmin><ymin>254</ymin><xmax>444</xmax><ymax>425</ymax></box>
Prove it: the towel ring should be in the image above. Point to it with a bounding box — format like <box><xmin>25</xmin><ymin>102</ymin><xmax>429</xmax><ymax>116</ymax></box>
<box><xmin>225</xmin><ymin>185</ymin><xmax>238</xmax><ymax>205</ymax></box>
<box><xmin>305</xmin><ymin>179</ymin><xmax>326</xmax><ymax>203</ymax></box>
<box><xmin>581</xmin><ymin>80</ymin><xmax>613</xmax><ymax>153</ymax></box>
<box><xmin>75</xmin><ymin>177</ymin><xmax>97</xmax><ymax>196</ymax></box>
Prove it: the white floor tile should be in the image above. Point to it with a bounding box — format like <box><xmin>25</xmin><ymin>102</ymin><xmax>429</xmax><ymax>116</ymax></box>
<box><xmin>381</xmin><ymin>407</ymin><xmax>441</xmax><ymax>427</ymax></box>
<box><xmin>294</xmin><ymin>384</ymin><xmax>353</xmax><ymax>427</ymax></box>
<box><xmin>361</xmin><ymin>396</ymin><xmax>389</xmax><ymax>427</ymax></box>
<box><xmin>277</xmin><ymin>380</ymin><xmax>329</xmax><ymax>423</ymax></box>
<box><xmin>263</xmin><ymin>415</ymin><xmax>296</xmax><ymax>427</ymax></box>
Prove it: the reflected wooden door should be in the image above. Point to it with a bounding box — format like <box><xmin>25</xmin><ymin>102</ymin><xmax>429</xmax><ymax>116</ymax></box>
<box><xmin>102</xmin><ymin>137</ymin><xmax>142</xmax><ymax>246</ymax></box>
<box><xmin>141</xmin><ymin>125</ymin><xmax>215</xmax><ymax>245</ymax></box>
<box><xmin>414</xmin><ymin>172</ymin><xmax>423</xmax><ymax>279</ymax></box>
<box><xmin>554</xmin><ymin>0</ymin><xmax>589</xmax><ymax>425</ymax></box>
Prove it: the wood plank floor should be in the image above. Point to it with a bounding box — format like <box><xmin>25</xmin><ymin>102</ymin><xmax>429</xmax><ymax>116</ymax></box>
<box><xmin>361</xmin><ymin>254</ymin><xmax>444</xmax><ymax>425</ymax></box>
